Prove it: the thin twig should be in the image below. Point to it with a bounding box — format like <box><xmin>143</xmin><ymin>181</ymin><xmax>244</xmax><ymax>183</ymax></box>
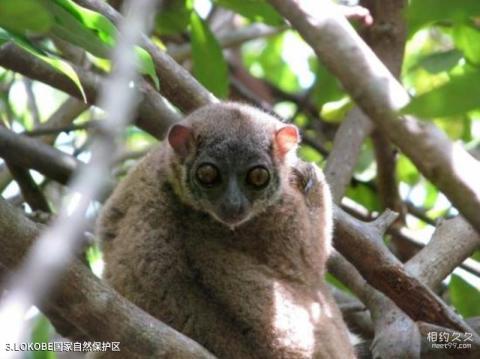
<box><xmin>0</xmin><ymin>126</ymin><xmax>80</xmax><ymax>185</ymax></box>
<box><xmin>22</xmin><ymin>121</ymin><xmax>99</xmax><ymax>137</ymax></box>
<box><xmin>5</xmin><ymin>163</ymin><xmax>50</xmax><ymax>213</ymax></box>
<box><xmin>168</xmin><ymin>24</ymin><xmax>284</xmax><ymax>62</ymax></box>
<box><xmin>22</xmin><ymin>79</ymin><xmax>41</xmax><ymax>127</ymax></box>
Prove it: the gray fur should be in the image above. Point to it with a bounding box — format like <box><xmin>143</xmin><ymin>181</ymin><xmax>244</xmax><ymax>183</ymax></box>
<box><xmin>97</xmin><ymin>103</ymin><xmax>355</xmax><ymax>358</ymax></box>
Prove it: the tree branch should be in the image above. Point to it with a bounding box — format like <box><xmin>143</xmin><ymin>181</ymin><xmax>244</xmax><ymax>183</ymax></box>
<box><xmin>32</xmin><ymin>97</ymin><xmax>89</xmax><ymax>145</ymax></box>
<box><xmin>0</xmin><ymin>44</ymin><xmax>179</xmax><ymax>140</ymax></box>
<box><xmin>22</xmin><ymin>120</ymin><xmax>99</xmax><ymax>137</ymax></box>
<box><xmin>341</xmin><ymin>199</ymin><xmax>480</xmax><ymax>279</ymax></box>
<box><xmin>74</xmin><ymin>0</ymin><xmax>218</xmax><ymax>112</ymax></box>
<box><xmin>329</xmin><ymin>251</ymin><xmax>421</xmax><ymax>358</ymax></box>
<box><xmin>324</xmin><ymin>107</ymin><xmax>373</xmax><ymax>202</ymax></box>
<box><xmin>0</xmin><ymin>97</ymin><xmax>87</xmax><ymax>199</ymax></box>
<box><xmin>0</xmin><ymin>126</ymin><xmax>80</xmax><ymax>185</ymax></box>
<box><xmin>267</xmin><ymin>0</ymin><xmax>480</xmax><ymax>235</ymax></box>
<box><xmin>75</xmin><ymin>0</ymin><xmax>479</xmax><ymax>338</ymax></box>
<box><xmin>0</xmin><ymin>0</ymin><xmax>165</xmax><ymax>346</ymax></box>
<box><xmin>4</xmin><ymin>163</ymin><xmax>50</xmax><ymax>212</ymax></box>
<box><xmin>407</xmin><ymin>216</ymin><xmax>480</xmax><ymax>289</ymax></box>
<box><xmin>22</xmin><ymin>79</ymin><xmax>41</xmax><ymax>126</ymax></box>
<box><xmin>168</xmin><ymin>24</ymin><xmax>283</xmax><ymax>62</ymax></box>
<box><xmin>333</xmin><ymin>205</ymin><xmax>477</xmax><ymax>335</ymax></box>
<box><xmin>0</xmin><ymin>198</ymin><xmax>215</xmax><ymax>358</ymax></box>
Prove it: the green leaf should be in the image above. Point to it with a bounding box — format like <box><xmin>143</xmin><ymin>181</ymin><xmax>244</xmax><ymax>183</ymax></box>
<box><xmin>47</xmin><ymin>1</ymin><xmax>110</xmax><ymax>58</ymax></box>
<box><xmin>125</xmin><ymin>128</ymin><xmax>157</xmax><ymax>151</ymax></box>
<box><xmin>299</xmin><ymin>144</ymin><xmax>323</xmax><ymax>163</ymax></box>
<box><xmin>215</xmin><ymin>0</ymin><xmax>283</xmax><ymax>26</ymax></box>
<box><xmin>453</xmin><ymin>24</ymin><xmax>480</xmax><ymax>66</ymax></box>
<box><xmin>461</xmin><ymin>116</ymin><xmax>473</xmax><ymax>142</ymax></box>
<box><xmin>326</xmin><ymin>273</ymin><xmax>352</xmax><ymax>295</ymax></box>
<box><xmin>0</xmin><ymin>27</ymin><xmax>11</xmax><ymax>42</ymax></box>
<box><xmin>0</xmin><ymin>0</ymin><xmax>53</xmax><ymax>34</ymax></box>
<box><xmin>252</xmin><ymin>33</ymin><xmax>301</xmax><ymax>93</ymax></box>
<box><xmin>311</xmin><ymin>61</ymin><xmax>345</xmax><ymax>107</ymax></box>
<box><xmin>434</xmin><ymin>115</ymin><xmax>471</xmax><ymax>140</ymax></box>
<box><xmin>354</xmin><ymin>140</ymin><xmax>375</xmax><ymax>179</ymax></box>
<box><xmin>155</xmin><ymin>0</ymin><xmax>191</xmax><ymax>35</ymax></box>
<box><xmin>402</xmin><ymin>69</ymin><xmax>480</xmax><ymax>118</ymax></box>
<box><xmin>346</xmin><ymin>183</ymin><xmax>380</xmax><ymax>212</ymax></box>
<box><xmin>449</xmin><ymin>274</ymin><xmax>480</xmax><ymax>318</ymax></box>
<box><xmin>321</xmin><ymin>97</ymin><xmax>352</xmax><ymax>123</ymax></box>
<box><xmin>423</xmin><ymin>181</ymin><xmax>439</xmax><ymax>209</ymax></box>
<box><xmin>410</xmin><ymin>49</ymin><xmax>463</xmax><ymax>75</ymax></box>
<box><xmin>190</xmin><ymin>11</ymin><xmax>229</xmax><ymax>98</ymax></box>
<box><xmin>407</xmin><ymin>0</ymin><xmax>480</xmax><ymax>36</ymax></box>
<box><xmin>397</xmin><ymin>154</ymin><xmax>420</xmax><ymax>185</ymax></box>
<box><xmin>30</xmin><ymin>315</ymin><xmax>56</xmax><ymax>359</ymax></box>
<box><xmin>50</xmin><ymin>0</ymin><xmax>116</xmax><ymax>46</ymax></box>
<box><xmin>47</xmin><ymin>0</ymin><xmax>159</xmax><ymax>88</ymax></box>
<box><xmin>3</xmin><ymin>30</ymin><xmax>87</xmax><ymax>102</ymax></box>
<box><xmin>135</xmin><ymin>47</ymin><xmax>160</xmax><ymax>89</ymax></box>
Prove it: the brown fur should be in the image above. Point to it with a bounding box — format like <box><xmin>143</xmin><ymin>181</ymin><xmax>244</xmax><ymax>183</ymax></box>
<box><xmin>97</xmin><ymin>103</ymin><xmax>355</xmax><ymax>358</ymax></box>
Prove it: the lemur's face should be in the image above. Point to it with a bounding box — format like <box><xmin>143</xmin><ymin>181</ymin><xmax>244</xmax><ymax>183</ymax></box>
<box><xmin>186</xmin><ymin>138</ymin><xmax>280</xmax><ymax>229</ymax></box>
<box><xmin>167</xmin><ymin>103</ymin><xmax>300</xmax><ymax>229</ymax></box>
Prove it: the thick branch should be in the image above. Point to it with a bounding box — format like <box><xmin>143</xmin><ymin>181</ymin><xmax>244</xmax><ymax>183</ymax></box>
<box><xmin>333</xmin><ymin>205</ymin><xmax>477</xmax><ymax>334</ymax></box>
<box><xmin>328</xmin><ymin>252</ymin><xmax>421</xmax><ymax>358</ymax></box>
<box><xmin>407</xmin><ymin>216</ymin><xmax>480</xmax><ymax>288</ymax></box>
<box><xmin>268</xmin><ymin>0</ymin><xmax>480</xmax><ymax>235</ymax></box>
<box><xmin>0</xmin><ymin>198</ymin><xmax>215</xmax><ymax>358</ymax></box>
<box><xmin>341</xmin><ymin>199</ymin><xmax>480</xmax><ymax>279</ymax></box>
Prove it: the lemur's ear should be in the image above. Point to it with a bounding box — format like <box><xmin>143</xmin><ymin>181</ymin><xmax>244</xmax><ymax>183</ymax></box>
<box><xmin>168</xmin><ymin>124</ymin><xmax>194</xmax><ymax>158</ymax></box>
<box><xmin>275</xmin><ymin>125</ymin><xmax>300</xmax><ymax>158</ymax></box>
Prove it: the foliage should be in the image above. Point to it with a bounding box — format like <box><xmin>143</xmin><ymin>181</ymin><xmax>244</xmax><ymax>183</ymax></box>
<box><xmin>29</xmin><ymin>315</ymin><xmax>56</xmax><ymax>359</ymax></box>
<box><xmin>449</xmin><ymin>275</ymin><xmax>480</xmax><ymax>318</ymax></box>
<box><xmin>0</xmin><ymin>0</ymin><xmax>159</xmax><ymax>93</ymax></box>
<box><xmin>190</xmin><ymin>10</ymin><xmax>229</xmax><ymax>98</ymax></box>
<box><xmin>403</xmin><ymin>0</ymin><xmax>480</xmax><ymax>119</ymax></box>
<box><xmin>214</xmin><ymin>0</ymin><xmax>283</xmax><ymax>26</ymax></box>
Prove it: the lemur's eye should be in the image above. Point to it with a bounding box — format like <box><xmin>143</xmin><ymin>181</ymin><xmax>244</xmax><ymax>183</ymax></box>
<box><xmin>196</xmin><ymin>164</ymin><xmax>220</xmax><ymax>187</ymax></box>
<box><xmin>247</xmin><ymin>166</ymin><xmax>270</xmax><ymax>188</ymax></box>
